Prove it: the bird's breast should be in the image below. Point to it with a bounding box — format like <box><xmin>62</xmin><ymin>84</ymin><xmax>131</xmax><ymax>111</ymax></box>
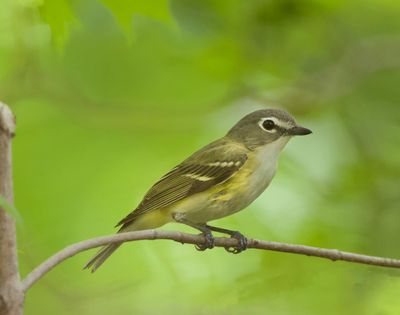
<box><xmin>214</xmin><ymin>145</ymin><xmax>280</xmax><ymax>211</ymax></box>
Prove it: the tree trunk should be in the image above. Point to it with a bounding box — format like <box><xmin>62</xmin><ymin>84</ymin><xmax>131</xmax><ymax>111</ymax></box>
<box><xmin>0</xmin><ymin>103</ymin><xmax>23</xmax><ymax>315</ymax></box>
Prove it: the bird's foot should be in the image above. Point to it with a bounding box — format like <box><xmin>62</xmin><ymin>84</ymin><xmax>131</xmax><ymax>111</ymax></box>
<box><xmin>195</xmin><ymin>231</ymin><xmax>215</xmax><ymax>251</ymax></box>
<box><xmin>225</xmin><ymin>231</ymin><xmax>247</xmax><ymax>254</ymax></box>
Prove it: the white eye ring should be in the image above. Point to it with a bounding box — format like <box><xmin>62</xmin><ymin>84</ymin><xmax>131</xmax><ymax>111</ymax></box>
<box><xmin>258</xmin><ymin>117</ymin><xmax>279</xmax><ymax>133</ymax></box>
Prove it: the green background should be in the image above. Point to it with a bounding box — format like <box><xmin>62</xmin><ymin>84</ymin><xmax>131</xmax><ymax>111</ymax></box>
<box><xmin>1</xmin><ymin>0</ymin><xmax>400</xmax><ymax>314</ymax></box>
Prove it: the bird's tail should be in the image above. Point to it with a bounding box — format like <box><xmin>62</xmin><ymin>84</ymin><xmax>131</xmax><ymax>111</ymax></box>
<box><xmin>84</xmin><ymin>211</ymin><xmax>140</xmax><ymax>272</ymax></box>
<box><xmin>84</xmin><ymin>242</ymin><xmax>122</xmax><ymax>273</ymax></box>
<box><xmin>84</xmin><ymin>211</ymin><xmax>169</xmax><ymax>272</ymax></box>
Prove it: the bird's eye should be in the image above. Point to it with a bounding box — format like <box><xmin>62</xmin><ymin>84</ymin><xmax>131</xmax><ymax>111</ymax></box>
<box><xmin>262</xmin><ymin>119</ymin><xmax>275</xmax><ymax>131</ymax></box>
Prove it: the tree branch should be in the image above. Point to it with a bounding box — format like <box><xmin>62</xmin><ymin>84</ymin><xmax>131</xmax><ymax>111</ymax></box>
<box><xmin>22</xmin><ymin>229</ymin><xmax>400</xmax><ymax>293</ymax></box>
<box><xmin>0</xmin><ymin>102</ymin><xmax>22</xmax><ymax>315</ymax></box>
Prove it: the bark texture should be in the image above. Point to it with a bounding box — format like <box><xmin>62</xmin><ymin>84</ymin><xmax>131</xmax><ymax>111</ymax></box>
<box><xmin>0</xmin><ymin>103</ymin><xmax>22</xmax><ymax>315</ymax></box>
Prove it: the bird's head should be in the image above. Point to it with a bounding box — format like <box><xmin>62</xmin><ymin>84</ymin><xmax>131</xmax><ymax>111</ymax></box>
<box><xmin>227</xmin><ymin>109</ymin><xmax>312</xmax><ymax>150</ymax></box>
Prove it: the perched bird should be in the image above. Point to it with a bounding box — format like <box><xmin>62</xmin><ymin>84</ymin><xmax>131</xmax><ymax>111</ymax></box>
<box><xmin>85</xmin><ymin>109</ymin><xmax>312</xmax><ymax>272</ymax></box>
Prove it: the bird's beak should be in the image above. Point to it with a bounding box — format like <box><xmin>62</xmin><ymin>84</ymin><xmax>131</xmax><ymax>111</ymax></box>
<box><xmin>288</xmin><ymin>125</ymin><xmax>312</xmax><ymax>136</ymax></box>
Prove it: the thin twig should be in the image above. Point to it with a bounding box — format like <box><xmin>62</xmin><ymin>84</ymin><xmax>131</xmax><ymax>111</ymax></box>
<box><xmin>22</xmin><ymin>229</ymin><xmax>400</xmax><ymax>292</ymax></box>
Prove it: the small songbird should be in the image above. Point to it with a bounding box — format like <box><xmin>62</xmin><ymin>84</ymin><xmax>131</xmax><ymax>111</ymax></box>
<box><xmin>85</xmin><ymin>109</ymin><xmax>312</xmax><ymax>272</ymax></box>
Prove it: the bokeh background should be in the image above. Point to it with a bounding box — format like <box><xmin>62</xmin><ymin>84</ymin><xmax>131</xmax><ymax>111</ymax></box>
<box><xmin>1</xmin><ymin>0</ymin><xmax>400</xmax><ymax>314</ymax></box>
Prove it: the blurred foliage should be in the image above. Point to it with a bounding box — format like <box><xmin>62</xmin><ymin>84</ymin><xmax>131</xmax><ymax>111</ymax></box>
<box><xmin>1</xmin><ymin>0</ymin><xmax>400</xmax><ymax>314</ymax></box>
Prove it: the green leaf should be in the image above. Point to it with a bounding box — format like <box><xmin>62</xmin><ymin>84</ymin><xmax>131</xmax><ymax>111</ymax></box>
<box><xmin>39</xmin><ymin>0</ymin><xmax>79</xmax><ymax>51</ymax></box>
<box><xmin>99</xmin><ymin>0</ymin><xmax>176</xmax><ymax>38</ymax></box>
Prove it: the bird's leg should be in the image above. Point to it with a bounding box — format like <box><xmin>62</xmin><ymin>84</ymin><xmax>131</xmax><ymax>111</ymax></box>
<box><xmin>205</xmin><ymin>225</ymin><xmax>248</xmax><ymax>254</ymax></box>
<box><xmin>172</xmin><ymin>214</ymin><xmax>214</xmax><ymax>251</ymax></box>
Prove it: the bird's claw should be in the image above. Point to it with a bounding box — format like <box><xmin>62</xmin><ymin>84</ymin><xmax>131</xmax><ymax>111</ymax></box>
<box><xmin>225</xmin><ymin>231</ymin><xmax>247</xmax><ymax>254</ymax></box>
<box><xmin>195</xmin><ymin>231</ymin><xmax>215</xmax><ymax>251</ymax></box>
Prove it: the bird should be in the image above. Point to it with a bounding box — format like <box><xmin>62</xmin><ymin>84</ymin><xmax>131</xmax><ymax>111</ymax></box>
<box><xmin>84</xmin><ymin>108</ymin><xmax>312</xmax><ymax>272</ymax></box>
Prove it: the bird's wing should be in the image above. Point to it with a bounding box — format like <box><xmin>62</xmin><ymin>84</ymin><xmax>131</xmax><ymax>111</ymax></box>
<box><xmin>116</xmin><ymin>140</ymin><xmax>248</xmax><ymax>228</ymax></box>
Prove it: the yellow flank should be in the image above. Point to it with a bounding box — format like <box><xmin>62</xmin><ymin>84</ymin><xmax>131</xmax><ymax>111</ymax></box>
<box><xmin>123</xmin><ymin>210</ymin><xmax>170</xmax><ymax>231</ymax></box>
<box><xmin>210</xmin><ymin>164</ymin><xmax>254</xmax><ymax>202</ymax></box>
